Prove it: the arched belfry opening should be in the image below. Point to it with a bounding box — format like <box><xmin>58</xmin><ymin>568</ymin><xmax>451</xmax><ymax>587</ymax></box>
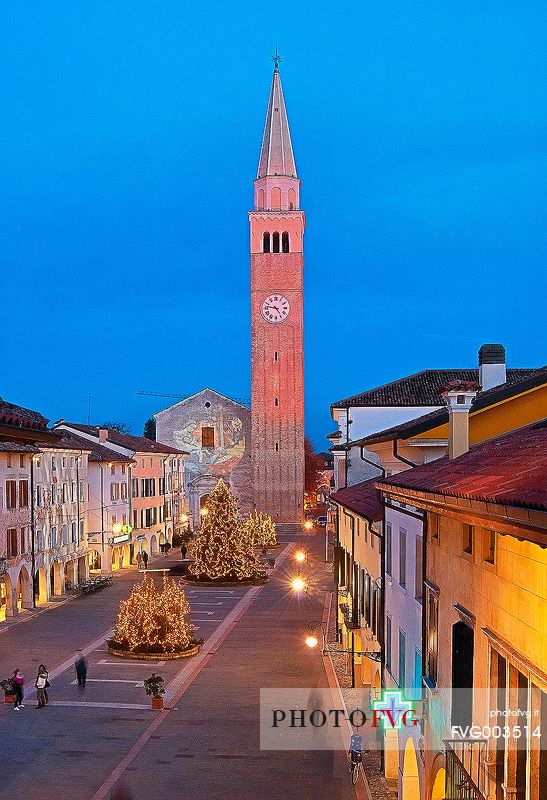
<box><xmin>272</xmin><ymin>232</ymin><xmax>280</xmax><ymax>253</ymax></box>
<box><xmin>282</xmin><ymin>232</ymin><xmax>289</xmax><ymax>253</ymax></box>
<box><xmin>263</xmin><ymin>232</ymin><xmax>270</xmax><ymax>253</ymax></box>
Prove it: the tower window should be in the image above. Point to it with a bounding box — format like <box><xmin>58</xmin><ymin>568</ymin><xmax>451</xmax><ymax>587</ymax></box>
<box><xmin>271</xmin><ymin>187</ymin><xmax>281</xmax><ymax>209</ymax></box>
<box><xmin>288</xmin><ymin>188</ymin><xmax>296</xmax><ymax>210</ymax></box>
<box><xmin>201</xmin><ymin>426</ymin><xmax>215</xmax><ymax>448</ymax></box>
<box><xmin>282</xmin><ymin>232</ymin><xmax>289</xmax><ymax>253</ymax></box>
<box><xmin>263</xmin><ymin>232</ymin><xmax>270</xmax><ymax>253</ymax></box>
<box><xmin>275</xmin><ymin>443</ymin><xmax>279</xmax><ymax>452</ymax></box>
<box><xmin>272</xmin><ymin>232</ymin><xmax>280</xmax><ymax>253</ymax></box>
<box><xmin>275</xmin><ymin>398</ymin><xmax>279</xmax><ymax>406</ymax></box>
<box><xmin>274</xmin><ymin>351</ymin><xmax>278</xmax><ymax>362</ymax></box>
<box><xmin>257</xmin><ymin>188</ymin><xmax>264</xmax><ymax>210</ymax></box>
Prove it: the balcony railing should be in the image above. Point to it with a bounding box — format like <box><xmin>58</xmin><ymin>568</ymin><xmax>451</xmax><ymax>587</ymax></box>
<box><xmin>444</xmin><ymin>739</ymin><xmax>487</xmax><ymax>800</ymax></box>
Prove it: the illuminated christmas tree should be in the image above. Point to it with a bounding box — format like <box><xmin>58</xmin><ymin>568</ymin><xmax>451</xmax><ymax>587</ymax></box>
<box><xmin>110</xmin><ymin>576</ymin><xmax>195</xmax><ymax>654</ymax></box>
<box><xmin>189</xmin><ymin>479</ymin><xmax>266</xmax><ymax>582</ymax></box>
<box><xmin>242</xmin><ymin>510</ymin><xmax>277</xmax><ymax>548</ymax></box>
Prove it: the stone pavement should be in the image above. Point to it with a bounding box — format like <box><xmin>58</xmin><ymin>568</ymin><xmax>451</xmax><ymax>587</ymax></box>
<box><xmin>0</xmin><ymin>532</ymin><xmax>365</xmax><ymax>800</ymax></box>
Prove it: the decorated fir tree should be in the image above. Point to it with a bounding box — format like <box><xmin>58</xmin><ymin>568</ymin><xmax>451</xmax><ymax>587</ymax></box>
<box><xmin>189</xmin><ymin>479</ymin><xmax>266</xmax><ymax>582</ymax></box>
<box><xmin>111</xmin><ymin>576</ymin><xmax>195</xmax><ymax>654</ymax></box>
<box><xmin>242</xmin><ymin>510</ymin><xmax>277</xmax><ymax>548</ymax></box>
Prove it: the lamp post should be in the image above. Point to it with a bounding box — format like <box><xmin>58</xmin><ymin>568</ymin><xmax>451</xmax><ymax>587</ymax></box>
<box><xmin>304</xmin><ymin>621</ymin><xmax>381</xmax><ymax>661</ymax></box>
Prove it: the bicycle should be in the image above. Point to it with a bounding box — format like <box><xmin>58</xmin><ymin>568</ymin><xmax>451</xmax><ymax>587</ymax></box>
<box><xmin>349</xmin><ymin>752</ymin><xmax>363</xmax><ymax>785</ymax></box>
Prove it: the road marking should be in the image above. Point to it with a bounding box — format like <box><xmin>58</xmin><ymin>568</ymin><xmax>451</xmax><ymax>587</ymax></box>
<box><xmin>90</xmin><ymin>541</ymin><xmax>295</xmax><ymax>800</ymax></box>
<box><xmin>189</xmin><ymin>602</ymin><xmax>223</xmax><ymax>605</ymax></box>
<box><xmin>70</xmin><ymin>678</ymin><xmax>145</xmax><ymax>687</ymax></box>
<box><xmin>48</xmin><ymin>701</ymin><xmax>150</xmax><ymax>710</ymax></box>
<box><xmin>189</xmin><ymin>610</ymin><xmax>214</xmax><ymax>615</ymax></box>
<box><xmin>97</xmin><ymin>659</ymin><xmax>165</xmax><ymax>667</ymax></box>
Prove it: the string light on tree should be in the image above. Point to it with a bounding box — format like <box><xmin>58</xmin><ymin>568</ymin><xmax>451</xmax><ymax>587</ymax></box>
<box><xmin>189</xmin><ymin>480</ymin><xmax>266</xmax><ymax>583</ymax></box>
<box><xmin>241</xmin><ymin>510</ymin><xmax>277</xmax><ymax>548</ymax></box>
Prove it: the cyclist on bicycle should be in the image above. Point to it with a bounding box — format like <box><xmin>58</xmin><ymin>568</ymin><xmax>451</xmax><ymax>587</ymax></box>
<box><xmin>349</xmin><ymin>732</ymin><xmax>363</xmax><ymax>764</ymax></box>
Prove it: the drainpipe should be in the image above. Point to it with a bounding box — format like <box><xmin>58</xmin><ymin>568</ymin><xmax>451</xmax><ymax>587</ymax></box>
<box><xmin>99</xmin><ymin>463</ymin><xmax>104</xmax><ymax>567</ymax></box>
<box><xmin>360</xmin><ymin>447</ymin><xmax>385</xmax><ymax>478</ymax></box>
<box><xmin>421</xmin><ymin>512</ymin><xmax>428</xmax><ymax>727</ymax></box>
<box><xmin>379</xmin><ymin>495</ymin><xmax>387</xmax><ymax>772</ymax></box>
<box><xmin>392</xmin><ymin>439</ymin><xmax>416</xmax><ymax>469</ymax></box>
<box><xmin>30</xmin><ymin>454</ymin><xmax>36</xmax><ymax>608</ymax></box>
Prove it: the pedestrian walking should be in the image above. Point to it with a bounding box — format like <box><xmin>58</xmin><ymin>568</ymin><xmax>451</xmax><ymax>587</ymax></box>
<box><xmin>35</xmin><ymin>665</ymin><xmax>49</xmax><ymax>709</ymax></box>
<box><xmin>75</xmin><ymin>651</ymin><xmax>88</xmax><ymax>691</ymax></box>
<box><xmin>180</xmin><ymin>543</ymin><xmax>187</xmax><ymax>560</ymax></box>
<box><xmin>12</xmin><ymin>669</ymin><xmax>25</xmax><ymax>711</ymax></box>
<box><xmin>136</xmin><ymin>551</ymin><xmax>142</xmax><ymax>570</ymax></box>
<box><xmin>141</xmin><ymin>550</ymin><xmax>148</xmax><ymax>569</ymax></box>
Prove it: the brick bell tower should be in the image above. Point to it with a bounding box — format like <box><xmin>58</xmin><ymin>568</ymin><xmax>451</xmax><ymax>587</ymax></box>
<box><xmin>249</xmin><ymin>56</ymin><xmax>305</xmax><ymax>522</ymax></box>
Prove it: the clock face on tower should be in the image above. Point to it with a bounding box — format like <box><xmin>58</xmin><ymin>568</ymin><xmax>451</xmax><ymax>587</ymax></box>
<box><xmin>261</xmin><ymin>294</ymin><xmax>290</xmax><ymax>323</ymax></box>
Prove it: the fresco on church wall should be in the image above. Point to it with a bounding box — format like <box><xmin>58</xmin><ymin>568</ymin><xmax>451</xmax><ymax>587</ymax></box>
<box><xmin>155</xmin><ymin>389</ymin><xmax>253</xmax><ymax>526</ymax></box>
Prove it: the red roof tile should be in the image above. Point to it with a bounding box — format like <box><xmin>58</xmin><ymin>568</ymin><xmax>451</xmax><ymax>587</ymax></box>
<box><xmin>57</xmin><ymin>423</ymin><xmax>187</xmax><ymax>455</ymax></box>
<box><xmin>378</xmin><ymin>422</ymin><xmax>547</xmax><ymax>511</ymax></box>
<box><xmin>331</xmin><ymin>477</ymin><xmax>384</xmax><ymax>523</ymax></box>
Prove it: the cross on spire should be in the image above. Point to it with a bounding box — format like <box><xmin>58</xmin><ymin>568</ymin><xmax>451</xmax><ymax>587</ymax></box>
<box><xmin>272</xmin><ymin>48</ymin><xmax>281</xmax><ymax>71</ymax></box>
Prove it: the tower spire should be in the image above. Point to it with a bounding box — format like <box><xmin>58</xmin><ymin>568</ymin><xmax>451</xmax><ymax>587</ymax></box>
<box><xmin>256</xmin><ymin>57</ymin><xmax>297</xmax><ymax>179</ymax></box>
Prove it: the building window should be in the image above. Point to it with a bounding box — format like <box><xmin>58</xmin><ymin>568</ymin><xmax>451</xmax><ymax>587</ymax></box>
<box><xmin>263</xmin><ymin>232</ymin><xmax>270</xmax><ymax>253</ymax></box>
<box><xmin>288</xmin><ymin>188</ymin><xmax>296</xmax><ymax>209</ymax></box>
<box><xmin>426</xmin><ymin>589</ymin><xmax>439</xmax><ymax>685</ymax></box>
<box><xmin>37</xmin><ymin>529</ymin><xmax>44</xmax><ymax>551</ymax></box>
<box><xmin>133</xmin><ymin>509</ymin><xmax>138</xmax><ymax>530</ymax></box>
<box><xmin>274</xmin><ymin>351</ymin><xmax>278</xmax><ymax>362</ymax></box>
<box><xmin>6</xmin><ymin>481</ymin><xmax>17</xmax><ymax>510</ymax></box>
<box><xmin>398</xmin><ymin>629</ymin><xmax>406</xmax><ymax>688</ymax></box>
<box><xmin>463</xmin><ymin>524</ymin><xmax>473</xmax><ymax>554</ymax></box>
<box><xmin>141</xmin><ymin>459</ymin><xmax>145</xmax><ymax>469</ymax></box>
<box><xmin>51</xmin><ymin>526</ymin><xmax>57</xmax><ymax>548</ymax></box>
<box><xmin>62</xmin><ymin>524</ymin><xmax>68</xmax><ymax>545</ymax></box>
<box><xmin>20</xmin><ymin>528</ymin><xmax>26</xmax><ymax>553</ymax></box>
<box><xmin>275</xmin><ymin>442</ymin><xmax>279</xmax><ymax>452</ymax></box>
<box><xmin>281</xmin><ymin>231</ymin><xmax>289</xmax><ymax>253</ymax></box>
<box><xmin>483</xmin><ymin>530</ymin><xmax>496</xmax><ymax>564</ymax></box>
<box><xmin>132</xmin><ymin>478</ymin><xmax>139</xmax><ymax>498</ymax></box>
<box><xmin>36</xmin><ymin>484</ymin><xmax>43</xmax><ymax>507</ymax></box>
<box><xmin>386</xmin><ymin>615</ymin><xmax>392</xmax><ymax>671</ymax></box>
<box><xmin>51</xmin><ymin>457</ymin><xmax>56</xmax><ymax>470</ymax></box>
<box><xmin>110</xmin><ymin>464</ymin><xmax>115</xmax><ymax>476</ymax></box>
<box><xmin>19</xmin><ymin>454</ymin><xmax>25</xmax><ymax>468</ymax></box>
<box><xmin>399</xmin><ymin>528</ymin><xmax>406</xmax><ymax>588</ymax></box>
<box><xmin>121</xmin><ymin>482</ymin><xmax>128</xmax><ymax>500</ymax></box>
<box><xmin>62</xmin><ymin>483</ymin><xmax>68</xmax><ymax>503</ymax></box>
<box><xmin>121</xmin><ymin>464</ymin><xmax>126</xmax><ymax>475</ymax></box>
<box><xmin>71</xmin><ymin>521</ymin><xmax>77</xmax><ymax>543</ymax></box>
<box><xmin>415</xmin><ymin>537</ymin><xmax>423</xmax><ymax>601</ymax></box>
<box><xmin>430</xmin><ymin>513</ymin><xmax>439</xmax><ymax>541</ymax></box>
<box><xmin>386</xmin><ymin>523</ymin><xmax>392</xmax><ymax>576</ymax></box>
<box><xmin>272</xmin><ymin>231</ymin><xmax>280</xmax><ymax>253</ymax></box>
<box><xmin>413</xmin><ymin>649</ymin><xmax>423</xmax><ymax>700</ymax></box>
<box><xmin>202</xmin><ymin>426</ymin><xmax>215</xmax><ymax>448</ymax></box>
<box><xmin>79</xmin><ymin>481</ymin><xmax>84</xmax><ymax>501</ymax></box>
<box><xmin>7</xmin><ymin>453</ymin><xmax>12</xmax><ymax>468</ymax></box>
<box><xmin>36</xmin><ymin>455</ymin><xmax>41</xmax><ymax>468</ymax></box>
<box><xmin>7</xmin><ymin>528</ymin><xmax>17</xmax><ymax>558</ymax></box>
<box><xmin>51</xmin><ymin>484</ymin><xmax>57</xmax><ymax>505</ymax></box>
<box><xmin>62</xmin><ymin>456</ymin><xmax>66</xmax><ymax>468</ymax></box>
<box><xmin>79</xmin><ymin>520</ymin><xmax>84</xmax><ymax>541</ymax></box>
<box><xmin>274</xmin><ymin>398</ymin><xmax>279</xmax><ymax>407</ymax></box>
<box><xmin>19</xmin><ymin>480</ymin><xmax>29</xmax><ymax>508</ymax></box>
<box><xmin>71</xmin><ymin>481</ymin><xmax>76</xmax><ymax>502</ymax></box>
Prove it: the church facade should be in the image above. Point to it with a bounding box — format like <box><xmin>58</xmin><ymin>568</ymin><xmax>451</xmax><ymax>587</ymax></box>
<box><xmin>155</xmin><ymin>389</ymin><xmax>252</xmax><ymax>527</ymax></box>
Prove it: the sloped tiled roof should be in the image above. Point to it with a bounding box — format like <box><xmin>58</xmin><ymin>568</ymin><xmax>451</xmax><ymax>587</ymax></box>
<box><xmin>0</xmin><ymin>441</ymin><xmax>40</xmax><ymax>453</ymax></box>
<box><xmin>378</xmin><ymin>421</ymin><xmax>547</xmax><ymax>512</ymax></box>
<box><xmin>41</xmin><ymin>431</ymin><xmax>133</xmax><ymax>463</ymax></box>
<box><xmin>57</xmin><ymin>423</ymin><xmax>187</xmax><ymax>455</ymax></box>
<box><xmin>331</xmin><ymin>368</ymin><xmax>540</xmax><ymax>409</ymax></box>
<box><xmin>351</xmin><ymin>367</ymin><xmax>547</xmax><ymax>448</ymax></box>
<box><xmin>0</xmin><ymin>398</ymin><xmax>49</xmax><ymax>430</ymax></box>
<box><xmin>331</xmin><ymin>477</ymin><xmax>384</xmax><ymax>523</ymax></box>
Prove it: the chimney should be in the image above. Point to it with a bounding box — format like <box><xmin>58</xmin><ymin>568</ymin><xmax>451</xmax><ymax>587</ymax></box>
<box><xmin>478</xmin><ymin>344</ymin><xmax>506</xmax><ymax>390</ymax></box>
<box><xmin>98</xmin><ymin>428</ymin><xmax>108</xmax><ymax>443</ymax></box>
<box><xmin>440</xmin><ymin>381</ymin><xmax>480</xmax><ymax>459</ymax></box>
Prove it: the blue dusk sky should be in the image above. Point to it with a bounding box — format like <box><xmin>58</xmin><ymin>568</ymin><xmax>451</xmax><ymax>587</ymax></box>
<box><xmin>2</xmin><ymin>2</ymin><xmax>545</xmax><ymax>448</ymax></box>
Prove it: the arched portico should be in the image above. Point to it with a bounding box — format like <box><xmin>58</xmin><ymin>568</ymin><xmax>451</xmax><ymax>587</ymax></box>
<box><xmin>401</xmin><ymin>736</ymin><xmax>421</xmax><ymax>800</ymax></box>
<box><xmin>34</xmin><ymin>567</ymin><xmax>48</xmax><ymax>605</ymax></box>
<box><xmin>1</xmin><ymin>572</ymin><xmax>14</xmax><ymax>620</ymax></box>
<box><xmin>50</xmin><ymin>561</ymin><xmax>64</xmax><ymax>596</ymax></box>
<box><xmin>150</xmin><ymin>535</ymin><xmax>158</xmax><ymax>555</ymax></box>
<box><xmin>17</xmin><ymin>565</ymin><xmax>32</xmax><ymax>609</ymax></box>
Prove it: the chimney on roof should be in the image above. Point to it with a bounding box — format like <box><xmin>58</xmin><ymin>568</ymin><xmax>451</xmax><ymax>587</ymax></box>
<box><xmin>98</xmin><ymin>428</ymin><xmax>108</xmax><ymax>443</ymax></box>
<box><xmin>478</xmin><ymin>344</ymin><xmax>506</xmax><ymax>391</ymax></box>
<box><xmin>440</xmin><ymin>380</ymin><xmax>480</xmax><ymax>459</ymax></box>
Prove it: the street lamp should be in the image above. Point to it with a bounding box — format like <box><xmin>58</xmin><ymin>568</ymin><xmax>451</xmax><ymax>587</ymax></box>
<box><xmin>291</xmin><ymin>576</ymin><xmax>307</xmax><ymax>593</ymax></box>
<box><xmin>304</xmin><ymin>519</ymin><xmax>313</xmax><ymax>531</ymax></box>
<box><xmin>304</xmin><ymin>622</ymin><xmax>381</xmax><ymax>660</ymax></box>
<box><xmin>305</xmin><ymin>634</ymin><xmax>319</xmax><ymax>649</ymax></box>
<box><xmin>294</xmin><ymin>549</ymin><xmax>306</xmax><ymax>563</ymax></box>
<box><xmin>112</xmin><ymin>522</ymin><xmax>122</xmax><ymax>536</ymax></box>
<box><xmin>200</xmin><ymin>507</ymin><xmax>209</xmax><ymax>517</ymax></box>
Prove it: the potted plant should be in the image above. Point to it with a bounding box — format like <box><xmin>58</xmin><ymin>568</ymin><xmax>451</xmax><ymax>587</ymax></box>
<box><xmin>144</xmin><ymin>673</ymin><xmax>165</xmax><ymax>709</ymax></box>
<box><xmin>1</xmin><ymin>679</ymin><xmax>15</xmax><ymax>704</ymax></box>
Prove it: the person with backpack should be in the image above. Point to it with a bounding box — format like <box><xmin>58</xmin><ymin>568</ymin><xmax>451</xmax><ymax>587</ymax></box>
<box><xmin>35</xmin><ymin>665</ymin><xmax>49</xmax><ymax>709</ymax></box>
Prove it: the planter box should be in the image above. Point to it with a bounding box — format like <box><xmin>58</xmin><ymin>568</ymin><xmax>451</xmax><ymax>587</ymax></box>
<box><xmin>107</xmin><ymin>642</ymin><xmax>201</xmax><ymax>660</ymax></box>
<box><xmin>151</xmin><ymin>696</ymin><xmax>164</xmax><ymax>710</ymax></box>
<box><xmin>4</xmin><ymin>694</ymin><xmax>15</xmax><ymax>704</ymax></box>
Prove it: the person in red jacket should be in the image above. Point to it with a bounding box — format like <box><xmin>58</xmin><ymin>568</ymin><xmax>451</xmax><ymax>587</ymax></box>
<box><xmin>12</xmin><ymin>669</ymin><xmax>25</xmax><ymax>711</ymax></box>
